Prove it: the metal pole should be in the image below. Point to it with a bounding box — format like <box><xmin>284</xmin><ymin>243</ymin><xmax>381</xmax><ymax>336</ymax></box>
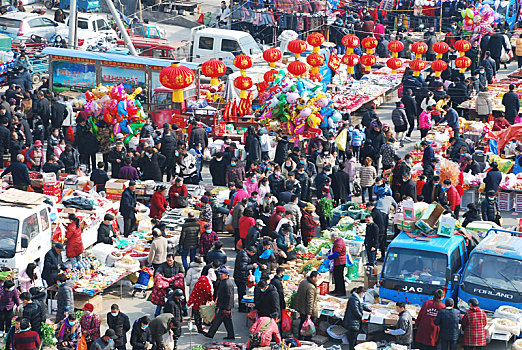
<box><xmin>68</xmin><ymin>0</ymin><xmax>76</xmax><ymax>48</ymax></box>
<box><xmin>138</xmin><ymin>0</ymin><xmax>143</xmax><ymax>21</ymax></box>
<box><xmin>103</xmin><ymin>0</ymin><xmax>138</xmax><ymax>56</ymax></box>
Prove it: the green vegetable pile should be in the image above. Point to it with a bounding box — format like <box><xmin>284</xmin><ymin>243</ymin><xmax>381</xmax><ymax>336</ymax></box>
<box><xmin>318</xmin><ymin>198</ymin><xmax>334</xmax><ymax>219</ymax></box>
<box><xmin>40</xmin><ymin>322</ymin><xmax>56</xmax><ymax>347</ymax></box>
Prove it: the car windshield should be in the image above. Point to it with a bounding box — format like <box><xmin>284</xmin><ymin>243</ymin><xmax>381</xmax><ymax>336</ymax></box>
<box><xmin>239</xmin><ymin>36</ymin><xmax>261</xmax><ymax>56</ymax></box>
<box><xmin>382</xmin><ymin>248</ymin><xmax>447</xmax><ymax>286</ymax></box>
<box><xmin>0</xmin><ymin>17</ymin><xmax>21</xmax><ymax>28</ymax></box>
<box><xmin>463</xmin><ymin>253</ymin><xmax>522</xmax><ymax>293</ymax></box>
<box><xmin>0</xmin><ymin>217</ymin><xmax>19</xmax><ymax>258</ymax></box>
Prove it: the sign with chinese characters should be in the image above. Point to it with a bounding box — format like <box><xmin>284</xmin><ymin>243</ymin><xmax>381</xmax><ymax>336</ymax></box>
<box><xmin>101</xmin><ymin>66</ymin><xmax>146</xmax><ymax>92</ymax></box>
<box><xmin>52</xmin><ymin>61</ymin><xmax>96</xmax><ymax>92</ymax></box>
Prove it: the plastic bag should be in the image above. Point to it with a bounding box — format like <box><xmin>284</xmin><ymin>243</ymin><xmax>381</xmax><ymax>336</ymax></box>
<box><xmin>77</xmin><ymin>335</ymin><xmax>87</xmax><ymax>350</ymax></box>
<box><xmin>346</xmin><ymin>259</ymin><xmax>360</xmax><ymax>281</ymax></box>
<box><xmin>253</xmin><ymin>267</ymin><xmax>261</xmax><ymax>283</ymax></box>
<box><xmin>200</xmin><ymin>303</ymin><xmax>216</xmax><ymax>324</ymax></box>
<box><xmin>335</xmin><ymin>129</ymin><xmax>348</xmax><ymax>152</ymax></box>
<box><xmin>52</xmin><ymin>223</ymin><xmax>66</xmax><ymax>243</ymax></box>
<box><xmin>318</xmin><ymin>258</ymin><xmax>331</xmax><ymax>273</ymax></box>
<box><xmin>282</xmin><ymin>309</ymin><xmax>292</xmax><ymax>333</ymax></box>
<box><xmin>300</xmin><ymin>317</ymin><xmax>316</xmax><ymax>337</ymax></box>
<box><xmin>247</xmin><ymin>310</ymin><xmax>258</xmax><ymax>322</ymax></box>
<box><xmin>165</xmin><ymin>333</ymin><xmax>175</xmax><ymax>350</ymax></box>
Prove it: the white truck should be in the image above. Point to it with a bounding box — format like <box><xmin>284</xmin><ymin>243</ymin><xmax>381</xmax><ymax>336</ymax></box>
<box><xmin>56</xmin><ymin>14</ymin><xmax>118</xmax><ymax>50</ymax></box>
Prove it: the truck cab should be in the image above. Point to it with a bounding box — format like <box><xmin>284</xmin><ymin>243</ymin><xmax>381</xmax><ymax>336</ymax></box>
<box><xmin>149</xmin><ymin>85</ymin><xmax>197</xmax><ymax>127</ymax></box>
<box><xmin>380</xmin><ymin>232</ymin><xmax>467</xmax><ymax>305</ymax></box>
<box><xmin>457</xmin><ymin>229</ymin><xmax>522</xmax><ymax>311</ymax></box>
<box><xmin>0</xmin><ymin>199</ymin><xmax>56</xmax><ymax>274</ymax></box>
<box><xmin>192</xmin><ymin>28</ymin><xmax>262</xmax><ymax>70</ymax></box>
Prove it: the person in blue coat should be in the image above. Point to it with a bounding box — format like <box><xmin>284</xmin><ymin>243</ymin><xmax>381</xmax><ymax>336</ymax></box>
<box><xmin>119</xmin><ymin>181</ymin><xmax>137</xmax><ymax>237</ymax></box>
<box><xmin>438</xmin><ymin>105</ymin><xmax>460</xmax><ymax>138</ymax></box>
<box><xmin>1</xmin><ymin>154</ymin><xmax>30</xmax><ymax>190</ymax></box>
<box><xmin>483</xmin><ymin>162</ymin><xmax>502</xmax><ymax>193</ymax></box>
<box><xmin>434</xmin><ymin>298</ymin><xmax>461</xmax><ymax>350</ymax></box>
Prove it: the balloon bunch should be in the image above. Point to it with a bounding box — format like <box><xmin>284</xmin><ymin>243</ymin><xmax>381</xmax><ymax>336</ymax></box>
<box><xmin>257</xmin><ymin>70</ymin><xmax>333</xmax><ymax>138</ymax></box>
<box><xmin>83</xmin><ymin>84</ymin><xmax>146</xmax><ymax>143</ymax></box>
<box><xmin>461</xmin><ymin>5</ymin><xmax>498</xmax><ymax>35</ymax></box>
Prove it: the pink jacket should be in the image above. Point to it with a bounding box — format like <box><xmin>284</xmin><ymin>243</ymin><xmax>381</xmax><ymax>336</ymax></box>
<box><xmin>245</xmin><ymin>180</ymin><xmax>259</xmax><ymax>196</ymax></box>
<box><xmin>232</xmin><ymin>188</ymin><xmax>249</xmax><ymax>207</ymax></box>
<box><xmin>247</xmin><ymin>317</ymin><xmax>282</xmax><ymax>348</ymax></box>
<box><xmin>419</xmin><ymin>111</ymin><xmax>432</xmax><ymax>129</ymax></box>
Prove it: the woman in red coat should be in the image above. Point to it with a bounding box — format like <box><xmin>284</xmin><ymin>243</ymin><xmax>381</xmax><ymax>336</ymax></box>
<box><xmin>300</xmin><ymin>204</ymin><xmax>318</xmax><ymax>247</ymax></box>
<box><xmin>168</xmin><ymin>178</ymin><xmax>189</xmax><ymax>208</ymax></box>
<box><xmin>188</xmin><ymin>274</ymin><xmax>214</xmax><ymax>333</ymax></box>
<box><xmin>65</xmin><ymin>214</ymin><xmax>84</xmax><ymax>263</ymax></box>
<box><xmin>238</xmin><ymin>206</ymin><xmax>255</xmax><ymax>249</ymax></box>
<box><xmin>149</xmin><ymin>186</ymin><xmax>168</xmax><ymax>219</ymax></box>
<box><xmin>415</xmin><ymin>289</ymin><xmax>445</xmax><ymax>349</ymax></box>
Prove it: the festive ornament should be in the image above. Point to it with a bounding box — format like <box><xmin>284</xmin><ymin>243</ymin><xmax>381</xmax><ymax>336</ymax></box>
<box><xmin>342</xmin><ymin>54</ymin><xmax>359</xmax><ymax>75</ymax></box>
<box><xmin>431</xmin><ymin>60</ymin><xmax>448</xmax><ymax>77</ymax></box>
<box><xmin>411</xmin><ymin>42</ymin><xmax>428</xmax><ymax>59</ymax></box>
<box><xmin>361</xmin><ymin>37</ymin><xmax>378</xmax><ymax>54</ymax></box>
<box><xmin>310</xmin><ymin>73</ymin><xmax>323</xmax><ymax>82</ymax></box>
<box><xmin>264</xmin><ymin>69</ymin><xmax>278</xmax><ymax>83</ymax></box>
<box><xmin>159</xmin><ymin>63</ymin><xmax>195</xmax><ymax>103</ymax></box>
<box><xmin>409</xmin><ymin>59</ymin><xmax>426</xmax><ymax>76</ymax></box>
<box><xmin>455</xmin><ymin>56</ymin><xmax>472</xmax><ymax>73</ymax></box>
<box><xmin>233</xmin><ymin>54</ymin><xmax>253</xmax><ymax>77</ymax></box>
<box><xmin>288</xmin><ymin>39</ymin><xmax>307</xmax><ymax>59</ymax></box>
<box><xmin>307</xmin><ymin>32</ymin><xmax>325</xmax><ymax>54</ymax></box>
<box><xmin>306</xmin><ymin>53</ymin><xmax>325</xmax><ymax>75</ymax></box>
<box><xmin>388</xmin><ymin>40</ymin><xmax>404</xmax><ymax>58</ymax></box>
<box><xmin>201</xmin><ymin>59</ymin><xmax>226</xmax><ymax>86</ymax></box>
<box><xmin>360</xmin><ymin>54</ymin><xmax>376</xmax><ymax>73</ymax></box>
<box><xmin>263</xmin><ymin>48</ymin><xmax>282</xmax><ymax>68</ymax></box>
<box><xmin>432</xmin><ymin>42</ymin><xmax>449</xmax><ymax>59</ymax></box>
<box><xmin>454</xmin><ymin>40</ymin><xmax>471</xmax><ymax>56</ymax></box>
<box><xmin>342</xmin><ymin>35</ymin><xmax>359</xmax><ymax>54</ymax></box>
<box><xmin>386</xmin><ymin>57</ymin><xmax>403</xmax><ymax>74</ymax></box>
<box><xmin>234</xmin><ymin>76</ymin><xmax>253</xmax><ymax>98</ymax></box>
<box><xmin>288</xmin><ymin>61</ymin><xmax>307</xmax><ymax>77</ymax></box>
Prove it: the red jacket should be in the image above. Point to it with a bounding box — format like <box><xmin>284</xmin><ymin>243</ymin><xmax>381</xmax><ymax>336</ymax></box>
<box><xmin>239</xmin><ymin>216</ymin><xmax>255</xmax><ymax>239</ymax></box>
<box><xmin>446</xmin><ymin>185</ymin><xmax>461</xmax><ymax>210</ymax></box>
<box><xmin>492</xmin><ymin>118</ymin><xmax>511</xmax><ymax>131</ymax></box>
<box><xmin>232</xmin><ymin>188</ymin><xmax>249</xmax><ymax>208</ymax></box>
<box><xmin>268</xmin><ymin>213</ymin><xmax>282</xmax><ymax>233</ymax></box>
<box><xmin>65</xmin><ymin>222</ymin><xmax>84</xmax><ymax>258</ymax></box>
<box><xmin>247</xmin><ymin>317</ymin><xmax>282</xmax><ymax>348</ymax></box>
<box><xmin>300</xmin><ymin>210</ymin><xmax>317</xmax><ymax>243</ymax></box>
<box><xmin>150</xmin><ymin>191</ymin><xmax>168</xmax><ymax>219</ymax></box>
<box><xmin>416</xmin><ymin>181</ymin><xmax>426</xmax><ymax>197</ymax></box>
<box><xmin>462</xmin><ymin>306</ymin><xmax>487</xmax><ymax>347</ymax></box>
<box><xmin>332</xmin><ymin>237</ymin><xmax>347</xmax><ymax>265</ymax></box>
<box><xmin>168</xmin><ymin>184</ymin><xmax>188</xmax><ymax>208</ymax></box>
<box><xmin>415</xmin><ymin>299</ymin><xmax>445</xmax><ymax>346</ymax></box>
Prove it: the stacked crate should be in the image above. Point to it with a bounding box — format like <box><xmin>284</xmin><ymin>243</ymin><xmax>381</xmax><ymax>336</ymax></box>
<box><xmin>106</xmin><ymin>179</ymin><xmax>129</xmax><ymax>201</ymax></box>
<box><xmin>497</xmin><ymin>191</ymin><xmax>514</xmax><ymax>212</ymax></box>
<box><xmin>515</xmin><ymin>192</ymin><xmax>522</xmax><ymax>213</ymax></box>
<box><xmin>43</xmin><ymin>173</ymin><xmax>61</xmax><ymax>201</ymax></box>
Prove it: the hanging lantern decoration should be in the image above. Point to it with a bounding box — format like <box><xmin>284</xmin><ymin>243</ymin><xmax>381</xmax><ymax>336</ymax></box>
<box><xmin>288</xmin><ymin>39</ymin><xmax>307</xmax><ymax>59</ymax></box>
<box><xmin>288</xmin><ymin>61</ymin><xmax>307</xmax><ymax>77</ymax></box>
<box><xmin>360</xmin><ymin>54</ymin><xmax>377</xmax><ymax>73</ymax></box>
<box><xmin>409</xmin><ymin>59</ymin><xmax>427</xmax><ymax>77</ymax></box>
<box><xmin>233</xmin><ymin>54</ymin><xmax>253</xmax><ymax>100</ymax></box>
<box><xmin>263</xmin><ymin>48</ymin><xmax>282</xmax><ymax>68</ymax></box>
<box><xmin>264</xmin><ymin>69</ymin><xmax>278</xmax><ymax>83</ymax></box>
<box><xmin>342</xmin><ymin>35</ymin><xmax>360</xmax><ymax>54</ymax></box>
<box><xmin>411</xmin><ymin>42</ymin><xmax>428</xmax><ymax>60</ymax></box>
<box><xmin>234</xmin><ymin>76</ymin><xmax>253</xmax><ymax>95</ymax></box>
<box><xmin>454</xmin><ymin>40</ymin><xmax>472</xmax><ymax>57</ymax></box>
<box><xmin>310</xmin><ymin>73</ymin><xmax>323</xmax><ymax>82</ymax></box>
<box><xmin>387</xmin><ymin>57</ymin><xmax>403</xmax><ymax>74</ymax></box>
<box><xmin>233</xmin><ymin>54</ymin><xmax>253</xmax><ymax>77</ymax></box>
<box><xmin>433</xmin><ymin>42</ymin><xmax>449</xmax><ymax>60</ymax></box>
<box><xmin>201</xmin><ymin>59</ymin><xmax>226</xmax><ymax>87</ymax></box>
<box><xmin>306</xmin><ymin>53</ymin><xmax>325</xmax><ymax>76</ymax></box>
<box><xmin>342</xmin><ymin>53</ymin><xmax>359</xmax><ymax>75</ymax></box>
<box><xmin>361</xmin><ymin>37</ymin><xmax>378</xmax><ymax>55</ymax></box>
<box><xmin>455</xmin><ymin>56</ymin><xmax>472</xmax><ymax>73</ymax></box>
<box><xmin>388</xmin><ymin>40</ymin><xmax>404</xmax><ymax>58</ymax></box>
<box><xmin>307</xmin><ymin>32</ymin><xmax>325</xmax><ymax>54</ymax></box>
<box><xmin>431</xmin><ymin>60</ymin><xmax>448</xmax><ymax>77</ymax></box>
<box><xmin>159</xmin><ymin>63</ymin><xmax>195</xmax><ymax>103</ymax></box>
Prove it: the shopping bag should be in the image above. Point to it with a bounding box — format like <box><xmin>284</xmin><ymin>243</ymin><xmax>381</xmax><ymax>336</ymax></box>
<box><xmin>67</xmin><ymin>126</ymin><xmax>75</xmax><ymax>142</ymax></box>
<box><xmin>247</xmin><ymin>310</ymin><xmax>258</xmax><ymax>322</ymax></box>
<box><xmin>165</xmin><ymin>333</ymin><xmax>175</xmax><ymax>350</ymax></box>
<box><xmin>77</xmin><ymin>335</ymin><xmax>87</xmax><ymax>350</ymax></box>
<box><xmin>335</xmin><ymin>129</ymin><xmax>348</xmax><ymax>152</ymax></box>
<box><xmin>346</xmin><ymin>259</ymin><xmax>360</xmax><ymax>281</ymax></box>
<box><xmin>197</xmin><ymin>13</ymin><xmax>204</xmax><ymax>23</ymax></box>
<box><xmin>282</xmin><ymin>309</ymin><xmax>292</xmax><ymax>332</ymax></box>
<box><xmin>300</xmin><ymin>317</ymin><xmax>316</xmax><ymax>337</ymax></box>
<box><xmin>253</xmin><ymin>267</ymin><xmax>261</xmax><ymax>283</ymax></box>
<box><xmin>317</xmin><ymin>259</ymin><xmax>330</xmax><ymax>273</ymax></box>
<box><xmin>200</xmin><ymin>303</ymin><xmax>216</xmax><ymax>324</ymax></box>
<box><xmin>52</xmin><ymin>223</ymin><xmax>66</xmax><ymax>243</ymax></box>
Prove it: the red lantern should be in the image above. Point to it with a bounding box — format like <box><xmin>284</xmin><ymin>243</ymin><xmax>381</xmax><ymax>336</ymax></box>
<box><xmin>433</xmin><ymin>42</ymin><xmax>449</xmax><ymax>59</ymax></box>
<box><xmin>264</xmin><ymin>69</ymin><xmax>278</xmax><ymax>83</ymax></box>
<box><xmin>361</xmin><ymin>37</ymin><xmax>378</xmax><ymax>51</ymax></box>
<box><xmin>288</xmin><ymin>39</ymin><xmax>307</xmax><ymax>58</ymax></box>
<box><xmin>409</xmin><ymin>59</ymin><xmax>426</xmax><ymax>76</ymax></box>
<box><xmin>431</xmin><ymin>60</ymin><xmax>448</xmax><ymax>77</ymax></box>
<box><xmin>201</xmin><ymin>59</ymin><xmax>226</xmax><ymax>86</ymax></box>
<box><xmin>159</xmin><ymin>63</ymin><xmax>195</xmax><ymax>103</ymax></box>
<box><xmin>342</xmin><ymin>54</ymin><xmax>359</xmax><ymax>74</ymax></box>
<box><xmin>360</xmin><ymin>54</ymin><xmax>376</xmax><ymax>73</ymax></box>
<box><xmin>288</xmin><ymin>60</ymin><xmax>307</xmax><ymax>76</ymax></box>
<box><xmin>233</xmin><ymin>54</ymin><xmax>253</xmax><ymax>76</ymax></box>
<box><xmin>411</xmin><ymin>42</ymin><xmax>428</xmax><ymax>59</ymax></box>
<box><xmin>386</xmin><ymin>57</ymin><xmax>403</xmax><ymax>73</ymax></box>
<box><xmin>454</xmin><ymin>40</ymin><xmax>471</xmax><ymax>56</ymax></box>
<box><xmin>306</xmin><ymin>53</ymin><xmax>325</xmax><ymax>75</ymax></box>
<box><xmin>234</xmin><ymin>76</ymin><xmax>253</xmax><ymax>98</ymax></box>
<box><xmin>342</xmin><ymin>35</ymin><xmax>360</xmax><ymax>54</ymax></box>
<box><xmin>455</xmin><ymin>56</ymin><xmax>472</xmax><ymax>73</ymax></box>
<box><xmin>263</xmin><ymin>48</ymin><xmax>282</xmax><ymax>68</ymax></box>
<box><xmin>307</xmin><ymin>32</ymin><xmax>325</xmax><ymax>54</ymax></box>
<box><xmin>310</xmin><ymin>73</ymin><xmax>323</xmax><ymax>82</ymax></box>
<box><xmin>388</xmin><ymin>40</ymin><xmax>404</xmax><ymax>58</ymax></box>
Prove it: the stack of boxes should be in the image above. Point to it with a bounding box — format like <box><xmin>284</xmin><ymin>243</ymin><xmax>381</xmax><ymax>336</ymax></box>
<box><xmin>106</xmin><ymin>179</ymin><xmax>129</xmax><ymax>201</ymax></box>
<box><xmin>498</xmin><ymin>191</ymin><xmax>514</xmax><ymax>212</ymax></box>
<box><xmin>514</xmin><ymin>192</ymin><xmax>522</xmax><ymax>213</ymax></box>
<box><xmin>43</xmin><ymin>173</ymin><xmax>62</xmax><ymax>201</ymax></box>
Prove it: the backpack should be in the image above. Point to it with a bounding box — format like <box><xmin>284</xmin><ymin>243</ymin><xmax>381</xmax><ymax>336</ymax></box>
<box><xmin>248</xmin><ymin>331</ymin><xmax>263</xmax><ymax>349</ymax></box>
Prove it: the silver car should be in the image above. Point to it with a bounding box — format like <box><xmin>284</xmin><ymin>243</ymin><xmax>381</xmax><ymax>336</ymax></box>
<box><xmin>0</xmin><ymin>13</ymin><xmax>61</xmax><ymax>40</ymax></box>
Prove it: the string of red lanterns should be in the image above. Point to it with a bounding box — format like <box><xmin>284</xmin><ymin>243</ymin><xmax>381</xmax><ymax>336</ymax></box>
<box><xmin>159</xmin><ymin>63</ymin><xmax>194</xmax><ymax>103</ymax></box>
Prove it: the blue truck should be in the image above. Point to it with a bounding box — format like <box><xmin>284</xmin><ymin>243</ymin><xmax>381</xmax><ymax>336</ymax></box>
<box><xmin>457</xmin><ymin>229</ymin><xmax>522</xmax><ymax>312</ymax></box>
<box><xmin>380</xmin><ymin>232</ymin><xmax>468</xmax><ymax>305</ymax></box>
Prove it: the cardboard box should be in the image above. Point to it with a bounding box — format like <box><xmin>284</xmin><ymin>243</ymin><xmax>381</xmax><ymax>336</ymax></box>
<box><xmin>42</xmin><ymin>173</ymin><xmax>57</xmax><ymax>184</ymax></box>
<box><xmin>107</xmin><ymin>193</ymin><xmax>122</xmax><ymax>201</ymax></box>
<box><xmin>437</xmin><ymin>215</ymin><xmax>457</xmax><ymax>237</ymax></box>
<box><xmin>384</xmin><ymin>314</ymin><xmax>399</xmax><ymax>325</ymax></box>
<box><xmin>416</xmin><ymin>203</ymin><xmax>445</xmax><ymax>233</ymax></box>
<box><xmin>106</xmin><ymin>179</ymin><xmax>129</xmax><ymax>191</ymax></box>
<box><xmin>396</xmin><ymin>218</ymin><xmax>417</xmax><ymax>233</ymax></box>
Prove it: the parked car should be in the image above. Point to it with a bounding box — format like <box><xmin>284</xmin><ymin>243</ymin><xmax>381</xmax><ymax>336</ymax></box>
<box><xmin>55</xmin><ymin>14</ymin><xmax>117</xmax><ymax>50</ymax></box>
<box><xmin>0</xmin><ymin>13</ymin><xmax>62</xmax><ymax>40</ymax></box>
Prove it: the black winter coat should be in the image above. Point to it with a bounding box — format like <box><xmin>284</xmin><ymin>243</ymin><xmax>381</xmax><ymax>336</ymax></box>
<box><xmin>59</xmin><ymin>150</ymin><xmax>79</xmax><ymax>174</ymax></box>
<box><xmin>163</xmin><ymin>296</ymin><xmax>183</xmax><ymax>322</ymax></box>
<box><xmin>179</xmin><ymin>218</ymin><xmax>200</xmax><ymax>250</ymax></box>
<box><xmin>160</xmin><ymin>133</ymin><xmax>177</xmax><ymax>163</ymax></box>
<box><xmin>487</xmin><ymin>33</ymin><xmax>509</xmax><ymax>58</ymax></box>
<box><xmin>189</xmin><ymin>126</ymin><xmax>208</xmax><ymax>149</ymax></box>
<box><xmin>22</xmin><ymin>301</ymin><xmax>46</xmax><ymax>332</ymax></box>
<box><xmin>120</xmin><ymin>188</ymin><xmax>137</xmax><ymax>219</ymax></box>
<box><xmin>75</xmin><ymin>124</ymin><xmax>98</xmax><ymax>155</ymax></box>
<box><xmin>50</xmin><ymin>102</ymin><xmax>67</xmax><ymax>129</ymax></box>
<box><xmin>449</xmin><ymin>138</ymin><xmax>468</xmax><ymax>162</ymax></box>
<box><xmin>332</xmin><ymin>170</ymin><xmax>350</xmax><ymax>202</ymax></box>
<box><xmin>130</xmin><ymin>320</ymin><xmax>152</xmax><ymax>350</ymax></box>
<box><xmin>107</xmin><ymin>312</ymin><xmax>131</xmax><ymax>347</ymax></box>
<box><xmin>247</xmin><ymin>136</ymin><xmax>262</xmax><ymax>162</ymax></box>
<box><xmin>401</xmin><ymin>95</ymin><xmax>417</xmax><ymax>118</ymax></box>
<box><xmin>107</xmin><ymin>148</ymin><xmax>126</xmax><ymax>178</ymax></box>
<box><xmin>364</xmin><ymin>222</ymin><xmax>379</xmax><ymax>249</ymax></box>
<box><xmin>274</xmin><ymin>138</ymin><xmax>289</xmax><ymax>165</ymax></box>
<box><xmin>481</xmin><ymin>198</ymin><xmax>499</xmax><ymax>221</ymax></box>
<box><xmin>483</xmin><ymin>169</ymin><xmax>502</xmax><ymax>193</ymax></box>
<box><xmin>434</xmin><ymin>307</ymin><xmax>461</xmax><ymax>341</ymax></box>
<box><xmin>502</xmin><ymin>91</ymin><xmax>520</xmax><ymax>119</ymax></box>
<box><xmin>215</xmin><ymin>277</ymin><xmax>234</xmax><ymax>310</ymax></box>
<box><xmin>9</xmin><ymin>138</ymin><xmax>23</xmax><ymax>162</ymax></box>
<box><xmin>255</xmin><ymin>284</ymin><xmax>281</xmax><ymax>318</ymax></box>
<box><xmin>399</xmin><ymin>179</ymin><xmax>417</xmax><ymax>201</ymax></box>
<box><xmin>343</xmin><ymin>293</ymin><xmax>371</xmax><ymax>331</ymax></box>
<box><xmin>206</xmin><ymin>249</ymin><xmax>227</xmax><ymax>266</ymax></box>
<box><xmin>42</xmin><ymin>248</ymin><xmax>62</xmax><ymax>285</ymax></box>
<box><xmin>155</xmin><ymin>261</ymin><xmax>184</xmax><ymax>278</ymax></box>
<box><xmin>137</xmin><ymin>153</ymin><xmax>166</xmax><ymax>181</ymax></box>
<box><xmin>422</xmin><ymin>181</ymin><xmax>444</xmax><ymax>204</ymax></box>
<box><xmin>233</xmin><ymin>249</ymin><xmax>253</xmax><ymax>284</ymax></box>
<box><xmin>270</xmin><ymin>275</ymin><xmax>286</xmax><ymax>311</ymax></box>
<box><xmin>97</xmin><ymin>223</ymin><xmax>113</xmax><ymax>245</ymax></box>
<box><xmin>268</xmin><ymin>174</ymin><xmax>285</xmax><ymax>196</ymax></box>
<box><xmin>209</xmin><ymin>158</ymin><xmax>227</xmax><ymax>186</ymax></box>
<box><xmin>0</xmin><ymin>125</ymin><xmax>9</xmax><ymax>152</ymax></box>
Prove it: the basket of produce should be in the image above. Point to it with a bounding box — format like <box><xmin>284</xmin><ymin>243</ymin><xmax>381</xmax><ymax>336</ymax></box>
<box><xmin>347</xmin><ymin>204</ymin><xmax>369</xmax><ymax>220</ymax></box>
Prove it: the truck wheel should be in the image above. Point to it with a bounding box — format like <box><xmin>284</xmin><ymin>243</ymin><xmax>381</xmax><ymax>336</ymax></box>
<box><xmin>44</xmin><ymin>0</ymin><xmax>54</xmax><ymax>9</ymax></box>
<box><xmin>32</xmin><ymin>73</ymin><xmax>41</xmax><ymax>85</ymax></box>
